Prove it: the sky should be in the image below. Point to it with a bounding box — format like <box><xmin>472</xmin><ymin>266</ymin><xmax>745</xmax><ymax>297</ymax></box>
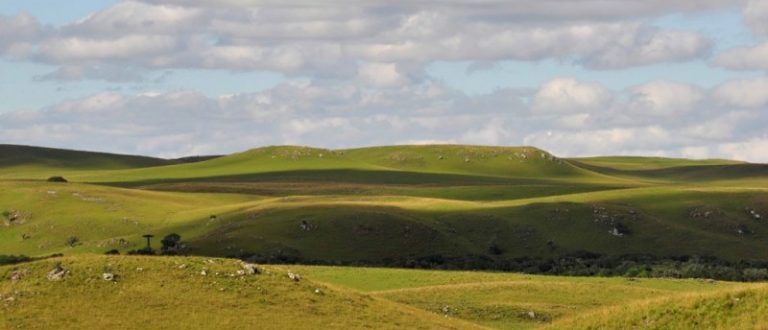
<box><xmin>1</xmin><ymin>1</ymin><xmax>768</xmax><ymax>161</ymax></box>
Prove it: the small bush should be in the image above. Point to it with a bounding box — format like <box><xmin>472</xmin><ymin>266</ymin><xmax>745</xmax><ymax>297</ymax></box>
<box><xmin>47</xmin><ymin>176</ymin><xmax>68</xmax><ymax>183</ymax></box>
<box><xmin>65</xmin><ymin>236</ymin><xmax>80</xmax><ymax>247</ymax></box>
<box><xmin>105</xmin><ymin>249</ymin><xmax>120</xmax><ymax>255</ymax></box>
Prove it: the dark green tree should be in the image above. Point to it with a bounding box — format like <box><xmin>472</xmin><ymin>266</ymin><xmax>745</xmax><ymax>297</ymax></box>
<box><xmin>160</xmin><ymin>233</ymin><xmax>182</xmax><ymax>254</ymax></box>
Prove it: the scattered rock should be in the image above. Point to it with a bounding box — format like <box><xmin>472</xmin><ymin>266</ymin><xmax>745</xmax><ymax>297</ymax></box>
<box><xmin>299</xmin><ymin>220</ymin><xmax>315</xmax><ymax>232</ymax></box>
<box><xmin>102</xmin><ymin>273</ymin><xmax>116</xmax><ymax>282</ymax></box>
<box><xmin>200</xmin><ymin>269</ymin><xmax>208</xmax><ymax>276</ymax></box>
<box><xmin>46</xmin><ymin>264</ymin><xmax>68</xmax><ymax>281</ymax></box>
<box><xmin>314</xmin><ymin>288</ymin><xmax>323</xmax><ymax>295</ymax></box>
<box><xmin>287</xmin><ymin>272</ymin><xmax>301</xmax><ymax>282</ymax></box>
<box><xmin>10</xmin><ymin>269</ymin><xmax>28</xmax><ymax>282</ymax></box>
<box><xmin>241</xmin><ymin>262</ymin><xmax>259</xmax><ymax>275</ymax></box>
<box><xmin>527</xmin><ymin>311</ymin><xmax>536</xmax><ymax>319</ymax></box>
<box><xmin>178</xmin><ymin>264</ymin><xmax>188</xmax><ymax>269</ymax></box>
<box><xmin>135</xmin><ymin>267</ymin><xmax>144</xmax><ymax>272</ymax></box>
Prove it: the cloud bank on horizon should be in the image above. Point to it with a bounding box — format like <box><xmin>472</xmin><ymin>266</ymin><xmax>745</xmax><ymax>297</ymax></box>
<box><xmin>1</xmin><ymin>0</ymin><xmax>768</xmax><ymax>161</ymax></box>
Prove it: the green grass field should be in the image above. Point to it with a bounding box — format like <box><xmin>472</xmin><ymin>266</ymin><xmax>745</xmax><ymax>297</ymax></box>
<box><xmin>3</xmin><ymin>144</ymin><xmax>768</xmax><ymax>328</ymax></box>
<box><xmin>2</xmin><ymin>255</ymin><xmax>766</xmax><ymax>329</ymax></box>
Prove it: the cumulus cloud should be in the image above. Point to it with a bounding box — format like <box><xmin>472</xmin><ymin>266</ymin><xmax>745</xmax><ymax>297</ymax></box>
<box><xmin>135</xmin><ymin>0</ymin><xmax>741</xmax><ymax>20</ymax></box>
<box><xmin>2</xmin><ymin>76</ymin><xmax>766</xmax><ymax>162</ymax></box>
<box><xmin>0</xmin><ymin>0</ymin><xmax>718</xmax><ymax>82</ymax></box>
<box><xmin>627</xmin><ymin>81</ymin><xmax>704</xmax><ymax>116</ymax></box>
<box><xmin>357</xmin><ymin>62</ymin><xmax>409</xmax><ymax>87</ymax></box>
<box><xmin>2</xmin><ymin>0</ymin><xmax>767</xmax><ymax>163</ymax></box>
<box><xmin>0</xmin><ymin>13</ymin><xmax>42</xmax><ymax>57</ymax></box>
<box><xmin>745</xmin><ymin>0</ymin><xmax>768</xmax><ymax>36</ymax></box>
<box><xmin>713</xmin><ymin>77</ymin><xmax>768</xmax><ymax>108</ymax></box>
<box><xmin>531</xmin><ymin>78</ymin><xmax>611</xmax><ymax>113</ymax></box>
<box><xmin>714</xmin><ymin>42</ymin><xmax>768</xmax><ymax>71</ymax></box>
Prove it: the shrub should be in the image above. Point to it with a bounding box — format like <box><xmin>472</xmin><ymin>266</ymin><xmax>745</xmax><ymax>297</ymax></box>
<box><xmin>160</xmin><ymin>233</ymin><xmax>182</xmax><ymax>255</ymax></box>
<box><xmin>47</xmin><ymin>176</ymin><xmax>68</xmax><ymax>183</ymax></box>
<box><xmin>105</xmin><ymin>249</ymin><xmax>120</xmax><ymax>255</ymax></box>
<box><xmin>65</xmin><ymin>236</ymin><xmax>80</xmax><ymax>247</ymax></box>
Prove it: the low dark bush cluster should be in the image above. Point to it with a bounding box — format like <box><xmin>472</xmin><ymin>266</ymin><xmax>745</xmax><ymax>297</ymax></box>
<box><xmin>47</xmin><ymin>176</ymin><xmax>68</xmax><ymax>183</ymax></box>
<box><xmin>127</xmin><ymin>247</ymin><xmax>155</xmax><ymax>255</ymax></box>
<box><xmin>0</xmin><ymin>255</ymin><xmax>31</xmax><ymax>265</ymax></box>
<box><xmin>231</xmin><ymin>250</ymin><xmax>768</xmax><ymax>282</ymax></box>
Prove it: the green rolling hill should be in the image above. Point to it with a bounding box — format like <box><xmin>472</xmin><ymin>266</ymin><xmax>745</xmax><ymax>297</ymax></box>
<box><xmin>4</xmin><ymin>144</ymin><xmax>768</xmax><ymax>329</ymax></box>
<box><xmin>2</xmin><ymin>144</ymin><xmax>768</xmax><ymax>269</ymax></box>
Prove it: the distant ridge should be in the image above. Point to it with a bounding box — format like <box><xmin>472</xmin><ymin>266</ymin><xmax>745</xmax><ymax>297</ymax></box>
<box><xmin>0</xmin><ymin>144</ymin><xmax>217</xmax><ymax>171</ymax></box>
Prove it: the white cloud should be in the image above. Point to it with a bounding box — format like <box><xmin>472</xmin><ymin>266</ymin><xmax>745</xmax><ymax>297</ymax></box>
<box><xmin>714</xmin><ymin>42</ymin><xmax>768</xmax><ymax>71</ymax></box>
<box><xmin>460</xmin><ymin>122</ymin><xmax>513</xmax><ymax>145</ymax></box>
<box><xmin>2</xmin><ymin>76</ymin><xmax>768</xmax><ymax>162</ymax></box>
<box><xmin>39</xmin><ymin>35</ymin><xmax>178</xmax><ymax>63</ymax></box>
<box><xmin>0</xmin><ymin>1</ymin><xmax>716</xmax><ymax>81</ymax></box>
<box><xmin>745</xmin><ymin>0</ymin><xmax>768</xmax><ymax>36</ymax></box>
<box><xmin>627</xmin><ymin>81</ymin><xmax>703</xmax><ymax>116</ymax></box>
<box><xmin>713</xmin><ymin>77</ymin><xmax>768</xmax><ymax>108</ymax></box>
<box><xmin>718</xmin><ymin>138</ymin><xmax>768</xmax><ymax>163</ymax></box>
<box><xmin>531</xmin><ymin>78</ymin><xmax>611</xmax><ymax>113</ymax></box>
<box><xmin>357</xmin><ymin>62</ymin><xmax>408</xmax><ymax>87</ymax></box>
<box><xmin>0</xmin><ymin>13</ymin><xmax>41</xmax><ymax>57</ymax></box>
<box><xmin>523</xmin><ymin>126</ymin><xmax>672</xmax><ymax>157</ymax></box>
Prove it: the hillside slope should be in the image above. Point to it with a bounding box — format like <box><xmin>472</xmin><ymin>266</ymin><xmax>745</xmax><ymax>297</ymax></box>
<box><xmin>0</xmin><ymin>255</ymin><xmax>482</xmax><ymax>329</ymax></box>
<box><xmin>2</xmin><ymin>256</ymin><xmax>763</xmax><ymax>330</ymax></box>
<box><xmin>74</xmin><ymin>145</ymin><xmax>619</xmax><ymax>186</ymax></box>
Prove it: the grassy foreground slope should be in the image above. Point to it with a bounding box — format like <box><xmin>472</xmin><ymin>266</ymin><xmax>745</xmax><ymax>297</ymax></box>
<box><xmin>3</xmin><ymin>255</ymin><xmax>764</xmax><ymax>330</ymax></box>
<box><xmin>0</xmin><ymin>255</ymin><xmax>482</xmax><ymax>330</ymax></box>
<box><xmin>297</xmin><ymin>265</ymin><xmax>768</xmax><ymax>330</ymax></box>
<box><xmin>549</xmin><ymin>285</ymin><xmax>768</xmax><ymax>329</ymax></box>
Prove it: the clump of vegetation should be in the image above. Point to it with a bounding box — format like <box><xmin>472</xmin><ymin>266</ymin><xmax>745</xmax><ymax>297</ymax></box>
<box><xmin>47</xmin><ymin>176</ymin><xmax>68</xmax><ymax>183</ymax></box>
<box><xmin>105</xmin><ymin>249</ymin><xmax>120</xmax><ymax>255</ymax></box>
<box><xmin>160</xmin><ymin>233</ymin><xmax>184</xmax><ymax>255</ymax></box>
<box><xmin>65</xmin><ymin>236</ymin><xmax>80</xmax><ymax>247</ymax></box>
<box><xmin>127</xmin><ymin>247</ymin><xmax>155</xmax><ymax>255</ymax></box>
